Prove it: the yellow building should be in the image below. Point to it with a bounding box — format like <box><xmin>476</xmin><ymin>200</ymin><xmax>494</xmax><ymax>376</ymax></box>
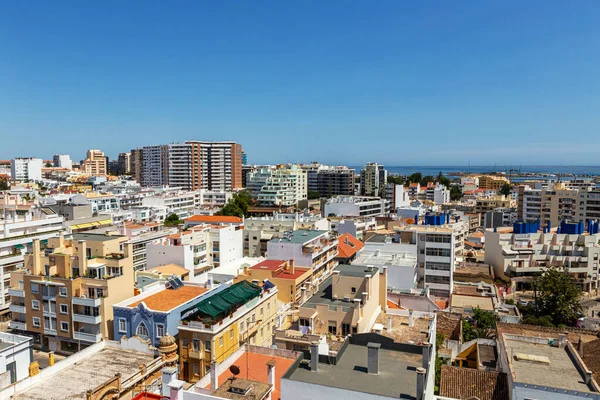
<box><xmin>478</xmin><ymin>175</ymin><xmax>510</xmax><ymax>190</ymax></box>
<box><xmin>474</xmin><ymin>195</ymin><xmax>511</xmax><ymax>214</ymax></box>
<box><xmin>9</xmin><ymin>232</ymin><xmax>134</xmax><ymax>353</ymax></box>
<box><xmin>83</xmin><ymin>149</ymin><xmax>107</xmax><ymax>176</ymax></box>
<box><xmin>177</xmin><ymin>280</ymin><xmax>278</xmax><ymax>383</ymax></box>
<box><xmin>234</xmin><ymin>259</ymin><xmax>313</xmax><ymax>304</ymax></box>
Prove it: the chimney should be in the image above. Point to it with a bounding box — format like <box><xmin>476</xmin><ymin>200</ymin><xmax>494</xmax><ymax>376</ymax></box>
<box><xmin>367</xmin><ymin>342</ymin><xmax>381</xmax><ymax>374</ymax></box>
<box><xmin>32</xmin><ymin>239</ymin><xmax>42</xmax><ymax>275</ymax></box>
<box><xmin>310</xmin><ymin>341</ymin><xmax>319</xmax><ymax>372</ymax></box>
<box><xmin>557</xmin><ymin>333</ymin><xmax>568</xmax><ymax>349</ymax></box>
<box><xmin>169</xmin><ymin>379</ymin><xmax>184</xmax><ymax>400</ymax></box>
<box><xmin>289</xmin><ymin>259</ymin><xmax>295</xmax><ymax>275</ymax></box>
<box><xmin>422</xmin><ymin>342</ymin><xmax>431</xmax><ymax>369</ymax></box>
<box><xmin>387</xmin><ymin>316</ymin><xmax>392</xmax><ymax>331</ymax></box>
<box><xmin>408</xmin><ymin>309</ymin><xmax>414</xmax><ymax>327</ymax></box>
<box><xmin>210</xmin><ymin>361</ymin><xmax>218</xmax><ymax>390</ymax></box>
<box><xmin>416</xmin><ymin>367</ymin><xmax>426</xmax><ymax>400</ymax></box>
<box><xmin>586</xmin><ymin>371</ymin><xmax>593</xmax><ymax>385</ymax></box>
<box><xmin>266</xmin><ymin>360</ymin><xmax>276</xmax><ymax>400</ymax></box>
<box><xmin>161</xmin><ymin>366</ymin><xmax>178</xmax><ymax>397</ymax></box>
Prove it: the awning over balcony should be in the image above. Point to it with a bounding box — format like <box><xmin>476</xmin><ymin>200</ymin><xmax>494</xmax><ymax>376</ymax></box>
<box><xmin>181</xmin><ymin>280</ymin><xmax>261</xmax><ymax>321</ymax></box>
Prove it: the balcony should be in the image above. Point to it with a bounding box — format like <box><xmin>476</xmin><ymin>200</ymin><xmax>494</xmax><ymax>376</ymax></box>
<box><xmin>72</xmin><ymin>296</ymin><xmax>102</xmax><ymax>307</ymax></box>
<box><xmin>8</xmin><ymin>321</ymin><xmax>26</xmax><ymax>330</ymax></box>
<box><xmin>9</xmin><ymin>304</ymin><xmax>25</xmax><ymax>313</ymax></box>
<box><xmin>44</xmin><ymin>328</ymin><xmax>57</xmax><ymax>336</ymax></box>
<box><xmin>73</xmin><ymin>331</ymin><xmax>102</xmax><ymax>343</ymax></box>
<box><xmin>8</xmin><ymin>288</ymin><xmax>24</xmax><ymax>297</ymax></box>
<box><xmin>73</xmin><ymin>313</ymin><xmax>101</xmax><ymax>325</ymax></box>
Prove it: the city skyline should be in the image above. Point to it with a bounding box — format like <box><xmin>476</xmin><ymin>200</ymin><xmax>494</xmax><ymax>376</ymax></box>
<box><xmin>2</xmin><ymin>1</ymin><xmax>600</xmax><ymax>164</ymax></box>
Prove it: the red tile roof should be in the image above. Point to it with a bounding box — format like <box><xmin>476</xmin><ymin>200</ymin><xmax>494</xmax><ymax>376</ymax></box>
<box><xmin>132</xmin><ymin>393</ymin><xmax>163</xmax><ymax>400</ymax></box>
<box><xmin>337</xmin><ymin>233</ymin><xmax>364</xmax><ymax>259</ymax></box>
<box><xmin>186</xmin><ymin>215</ymin><xmax>243</xmax><ymax>224</ymax></box>
<box><xmin>387</xmin><ymin>299</ymin><xmax>402</xmax><ymax>310</ymax></box>
<box><xmin>128</xmin><ymin>285</ymin><xmax>207</xmax><ymax>312</ymax></box>
<box><xmin>251</xmin><ymin>260</ymin><xmax>287</xmax><ymax>271</ymax></box>
<box><xmin>440</xmin><ymin>365</ymin><xmax>509</xmax><ymax>400</ymax></box>
<box><xmin>250</xmin><ymin>260</ymin><xmax>311</xmax><ymax>280</ymax></box>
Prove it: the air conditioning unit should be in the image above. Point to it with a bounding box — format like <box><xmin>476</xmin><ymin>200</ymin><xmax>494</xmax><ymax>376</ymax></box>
<box><xmin>343</xmin><ymin>296</ymin><xmax>351</xmax><ymax>302</ymax></box>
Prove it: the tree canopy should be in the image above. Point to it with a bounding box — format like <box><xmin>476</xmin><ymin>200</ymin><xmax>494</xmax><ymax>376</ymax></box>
<box><xmin>307</xmin><ymin>190</ymin><xmax>321</xmax><ymax>200</ymax></box>
<box><xmin>408</xmin><ymin>172</ymin><xmax>422</xmax><ymax>184</ymax></box>
<box><xmin>499</xmin><ymin>182</ymin><xmax>513</xmax><ymax>196</ymax></box>
<box><xmin>534</xmin><ymin>267</ymin><xmax>582</xmax><ymax>326</ymax></box>
<box><xmin>217</xmin><ymin>191</ymin><xmax>252</xmax><ymax>218</ymax></box>
<box><xmin>164</xmin><ymin>213</ymin><xmax>181</xmax><ymax>226</ymax></box>
<box><xmin>450</xmin><ymin>185</ymin><xmax>462</xmax><ymax>201</ymax></box>
<box><xmin>462</xmin><ymin>307</ymin><xmax>497</xmax><ymax>341</ymax></box>
<box><xmin>387</xmin><ymin>175</ymin><xmax>405</xmax><ymax>185</ymax></box>
<box><xmin>0</xmin><ymin>178</ymin><xmax>9</xmax><ymax>191</ymax></box>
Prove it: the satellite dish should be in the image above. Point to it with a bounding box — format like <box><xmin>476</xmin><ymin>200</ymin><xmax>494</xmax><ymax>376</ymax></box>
<box><xmin>229</xmin><ymin>365</ymin><xmax>240</xmax><ymax>376</ymax></box>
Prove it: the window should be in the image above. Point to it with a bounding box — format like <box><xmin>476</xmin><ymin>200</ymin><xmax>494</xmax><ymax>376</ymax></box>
<box><xmin>205</xmin><ymin>340</ymin><xmax>211</xmax><ymax>352</ymax></box>
<box><xmin>219</xmin><ymin>337</ymin><xmax>223</xmax><ymax>347</ymax></box>
<box><xmin>240</xmin><ymin>321</ymin><xmax>245</xmax><ymax>332</ymax></box>
<box><xmin>351</xmin><ymin>287</ymin><xmax>356</xmax><ymax>293</ymax></box>
<box><xmin>32</xmin><ymin>317</ymin><xmax>41</xmax><ymax>327</ymax></box>
<box><xmin>230</xmin><ymin>330</ymin><xmax>234</xmax><ymax>340</ymax></box>
<box><xmin>425</xmin><ymin>262</ymin><xmax>451</xmax><ymax>271</ymax></box>
<box><xmin>156</xmin><ymin>324</ymin><xmax>165</xmax><ymax>337</ymax></box>
<box><xmin>328</xmin><ymin>321</ymin><xmax>337</xmax><ymax>335</ymax></box>
<box><xmin>425</xmin><ymin>248</ymin><xmax>452</xmax><ymax>257</ymax></box>
<box><xmin>59</xmin><ymin>287</ymin><xmax>67</xmax><ymax>297</ymax></box>
<box><xmin>182</xmin><ymin>338</ymin><xmax>188</xmax><ymax>348</ymax></box>
<box><xmin>193</xmin><ymin>363</ymin><xmax>200</xmax><ymax>376</ymax></box>
<box><xmin>61</xmin><ymin>322</ymin><xmax>69</xmax><ymax>332</ymax></box>
<box><xmin>425</xmin><ymin>275</ymin><xmax>451</xmax><ymax>285</ymax></box>
<box><xmin>32</xmin><ymin>300</ymin><xmax>40</xmax><ymax>310</ymax></box>
<box><xmin>299</xmin><ymin>318</ymin><xmax>309</xmax><ymax>327</ymax></box>
<box><xmin>59</xmin><ymin>304</ymin><xmax>68</xmax><ymax>314</ymax></box>
<box><xmin>260</xmin><ymin>327</ymin><xmax>263</xmax><ymax>338</ymax></box>
<box><xmin>260</xmin><ymin>307</ymin><xmax>264</xmax><ymax>318</ymax></box>
<box><xmin>136</xmin><ymin>323</ymin><xmax>149</xmax><ymax>338</ymax></box>
<box><xmin>118</xmin><ymin>319</ymin><xmax>126</xmax><ymax>333</ymax></box>
<box><xmin>193</xmin><ymin>338</ymin><xmax>200</xmax><ymax>351</ymax></box>
<box><xmin>31</xmin><ymin>283</ymin><xmax>39</xmax><ymax>294</ymax></box>
<box><xmin>267</xmin><ymin>302</ymin><xmax>270</xmax><ymax>312</ymax></box>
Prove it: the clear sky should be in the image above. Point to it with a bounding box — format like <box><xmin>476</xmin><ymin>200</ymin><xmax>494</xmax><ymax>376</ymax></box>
<box><xmin>1</xmin><ymin>1</ymin><xmax>599</xmax><ymax>165</ymax></box>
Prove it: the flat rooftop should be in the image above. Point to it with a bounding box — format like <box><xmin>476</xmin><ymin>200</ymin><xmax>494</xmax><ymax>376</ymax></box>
<box><xmin>13</xmin><ymin>347</ymin><xmax>154</xmax><ymax>400</ymax></box>
<box><xmin>451</xmin><ymin>294</ymin><xmax>495</xmax><ymax>312</ymax></box>
<box><xmin>302</xmin><ymin>266</ymin><xmax>378</xmax><ymax>309</ymax></box>
<box><xmin>211</xmin><ymin>377</ymin><xmax>271</xmax><ymax>400</ymax></box>
<box><xmin>70</xmin><ymin>232</ymin><xmax>126</xmax><ymax>242</ymax></box>
<box><xmin>270</xmin><ymin>229</ymin><xmax>327</xmax><ymax>244</ymax></box>
<box><xmin>287</xmin><ymin>343</ymin><xmax>422</xmax><ymax>398</ymax></box>
<box><xmin>145</xmin><ymin>263</ymin><xmax>189</xmax><ymax>276</ymax></box>
<box><xmin>374</xmin><ymin>312</ymin><xmax>431</xmax><ymax>344</ymax></box>
<box><xmin>128</xmin><ymin>285</ymin><xmax>208</xmax><ymax>312</ymax></box>
<box><xmin>505</xmin><ymin>339</ymin><xmax>592</xmax><ymax>392</ymax></box>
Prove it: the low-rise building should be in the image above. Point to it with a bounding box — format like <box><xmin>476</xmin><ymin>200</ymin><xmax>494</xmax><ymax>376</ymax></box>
<box><xmin>122</xmin><ymin>222</ymin><xmax>177</xmax><ymax>272</ymax></box>
<box><xmin>142</xmin><ymin>190</ymin><xmax>196</xmax><ymax>220</ymax></box>
<box><xmin>336</xmin><ymin>232</ymin><xmax>364</xmax><ymax>264</ymax></box>
<box><xmin>475</xmin><ymin>195</ymin><xmax>511</xmax><ymax>214</ymax></box>
<box><xmin>177</xmin><ymin>281</ymin><xmax>278</xmax><ymax>383</ymax></box>
<box><xmin>328</xmin><ymin>216</ymin><xmax>378</xmax><ymax>240</ymax></box>
<box><xmin>135</xmin><ymin>263</ymin><xmax>190</xmax><ymax>290</ymax></box>
<box><xmin>0</xmin><ymin>332</ymin><xmax>33</xmax><ymax>387</ymax></box>
<box><xmin>324</xmin><ymin>196</ymin><xmax>389</xmax><ymax>218</ymax></box>
<box><xmin>9</xmin><ymin>233</ymin><xmax>135</xmax><ymax>351</ymax></box>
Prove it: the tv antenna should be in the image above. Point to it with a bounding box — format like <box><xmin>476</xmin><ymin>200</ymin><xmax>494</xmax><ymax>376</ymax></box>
<box><xmin>229</xmin><ymin>365</ymin><xmax>240</xmax><ymax>380</ymax></box>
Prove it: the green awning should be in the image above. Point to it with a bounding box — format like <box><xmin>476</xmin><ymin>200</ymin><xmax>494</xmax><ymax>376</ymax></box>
<box><xmin>14</xmin><ymin>245</ymin><xmax>24</xmax><ymax>250</ymax></box>
<box><xmin>182</xmin><ymin>280</ymin><xmax>261</xmax><ymax>321</ymax></box>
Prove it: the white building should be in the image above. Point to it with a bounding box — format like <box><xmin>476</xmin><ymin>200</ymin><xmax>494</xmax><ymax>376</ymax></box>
<box><xmin>1</xmin><ymin>197</ymin><xmax>64</xmax><ymax>315</ymax></box>
<box><xmin>324</xmin><ymin>196</ymin><xmax>389</xmax><ymax>218</ymax></box>
<box><xmin>52</xmin><ymin>154</ymin><xmax>72</xmax><ymax>170</ymax></box>
<box><xmin>82</xmin><ymin>192</ymin><xmax>120</xmax><ymax>215</ymax></box>
<box><xmin>142</xmin><ymin>190</ymin><xmax>196</xmax><ymax>220</ymax></box>
<box><xmin>194</xmin><ymin>189</ymin><xmax>233</xmax><ymax>208</ymax></box>
<box><xmin>328</xmin><ymin>216</ymin><xmax>377</xmax><ymax>240</ymax></box>
<box><xmin>0</xmin><ymin>332</ymin><xmax>33</xmax><ymax>386</ymax></box>
<box><xmin>121</xmin><ymin>222</ymin><xmax>178</xmax><ymax>271</ymax></box>
<box><xmin>255</xmin><ymin>166</ymin><xmax>307</xmax><ymax>207</ymax></box>
<box><xmin>385</xmin><ymin>184</ymin><xmax>410</xmax><ymax>209</ymax></box>
<box><xmin>427</xmin><ymin>184</ymin><xmax>450</xmax><ymax>205</ymax></box>
<box><xmin>245</xmin><ymin>168</ymin><xmax>274</xmax><ymax>195</ymax></box>
<box><xmin>10</xmin><ymin>158</ymin><xmax>43</xmax><ymax>181</ymax></box>
<box><xmin>395</xmin><ymin>213</ymin><xmax>468</xmax><ymax>298</ymax></box>
<box><xmin>244</xmin><ymin>212</ymin><xmax>328</xmax><ymax>257</ymax></box>
<box><xmin>354</xmin><ymin>238</ymin><xmax>419</xmax><ymax>291</ymax></box>
<box><xmin>167</xmin><ymin>143</ymin><xmax>193</xmax><ymax>190</ymax></box>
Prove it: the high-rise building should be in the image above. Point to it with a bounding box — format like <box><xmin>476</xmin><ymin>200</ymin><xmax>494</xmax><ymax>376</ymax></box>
<box><xmin>360</xmin><ymin>162</ymin><xmax>387</xmax><ymax>197</ymax></box>
<box><xmin>316</xmin><ymin>167</ymin><xmax>355</xmax><ymax>197</ymax></box>
<box><xmin>187</xmin><ymin>141</ymin><xmax>242</xmax><ymax>190</ymax></box>
<box><xmin>117</xmin><ymin>152</ymin><xmax>131</xmax><ymax>175</ymax></box>
<box><xmin>167</xmin><ymin>143</ymin><xmax>193</xmax><ymax>190</ymax></box>
<box><xmin>11</xmin><ymin>158</ymin><xmax>43</xmax><ymax>181</ymax></box>
<box><xmin>52</xmin><ymin>154</ymin><xmax>73</xmax><ymax>170</ymax></box>
<box><xmin>241</xmin><ymin>151</ymin><xmax>248</xmax><ymax>165</ymax></box>
<box><xmin>517</xmin><ymin>182</ymin><xmax>579</xmax><ymax>228</ymax></box>
<box><xmin>130</xmin><ymin>148</ymin><xmax>143</xmax><ymax>183</ymax></box>
<box><xmin>82</xmin><ymin>149</ymin><xmax>108</xmax><ymax>176</ymax></box>
<box><xmin>255</xmin><ymin>166</ymin><xmax>307</xmax><ymax>206</ymax></box>
<box><xmin>141</xmin><ymin>145</ymin><xmax>169</xmax><ymax>187</ymax></box>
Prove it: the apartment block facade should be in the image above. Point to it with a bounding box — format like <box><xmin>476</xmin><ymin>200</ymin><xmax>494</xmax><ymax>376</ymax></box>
<box><xmin>316</xmin><ymin>167</ymin><xmax>355</xmax><ymax>197</ymax></box>
<box><xmin>360</xmin><ymin>163</ymin><xmax>387</xmax><ymax>197</ymax></box>
<box><xmin>53</xmin><ymin>154</ymin><xmax>72</xmax><ymax>170</ymax></box>
<box><xmin>11</xmin><ymin>158</ymin><xmax>43</xmax><ymax>181</ymax></box>
<box><xmin>83</xmin><ymin>149</ymin><xmax>108</xmax><ymax>177</ymax></box>
<box><xmin>256</xmin><ymin>166</ymin><xmax>307</xmax><ymax>207</ymax></box>
<box><xmin>324</xmin><ymin>196</ymin><xmax>389</xmax><ymax>218</ymax></box>
<box><xmin>517</xmin><ymin>183</ymin><xmax>580</xmax><ymax>228</ymax></box>
<box><xmin>9</xmin><ymin>233</ymin><xmax>135</xmax><ymax>352</ymax></box>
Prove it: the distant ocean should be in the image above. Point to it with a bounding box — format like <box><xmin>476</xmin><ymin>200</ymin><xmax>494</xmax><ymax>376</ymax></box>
<box><xmin>349</xmin><ymin>166</ymin><xmax>600</xmax><ymax>181</ymax></box>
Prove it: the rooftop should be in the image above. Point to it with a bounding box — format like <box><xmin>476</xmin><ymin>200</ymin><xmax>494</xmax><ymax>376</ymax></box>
<box><xmin>70</xmin><ymin>232</ymin><xmax>126</xmax><ymax>242</ymax></box>
<box><xmin>505</xmin><ymin>338</ymin><xmax>592</xmax><ymax>392</ymax></box>
<box><xmin>374</xmin><ymin>312</ymin><xmax>431</xmax><ymax>344</ymax></box>
<box><xmin>211</xmin><ymin>377</ymin><xmax>271</xmax><ymax>400</ymax></box>
<box><xmin>128</xmin><ymin>285</ymin><xmax>208</xmax><ymax>312</ymax></box>
<box><xmin>248</xmin><ymin>260</ymin><xmax>311</xmax><ymax>280</ymax></box>
<box><xmin>186</xmin><ymin>215</ymin><xmax>243</xmax><ymax>224</ymax></box>
<box><xmin>12</xmin><ymin>347</ymin><xmax>154</xmax><ymax>400</ymax></box>
<box><xmin>286</xmin><ymin>343</ymin><xmax>422</xmax><ymax>398</ymax></box>
<box><xmin>450</xmin><ymin>294</ymin><xmax>495</xmax><ymax>312</ymax></box>
<box><xmin>440</xmin><ymin>365</ymin><xmax>509</xmax><ymax>400</ymax></box>
<box><xmin>337</xmin><ymin>233</ymin><xmax>364</xmax><ymax>259</ymax></box>
<box><xmin>270</xmin><ymin>229</ymin><xmax>327</xmax><ymax>244</ymax></box>
<box><xmin>145</xmin><ymin>263</ymin><xmax>189</xmax><ymax>276</ymax></box>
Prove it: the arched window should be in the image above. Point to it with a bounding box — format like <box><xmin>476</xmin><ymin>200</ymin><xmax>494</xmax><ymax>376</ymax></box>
<box><xmin>136</xmin><ymin>322</ymin><xmax>149</xmax><ymax>338</ymax></box>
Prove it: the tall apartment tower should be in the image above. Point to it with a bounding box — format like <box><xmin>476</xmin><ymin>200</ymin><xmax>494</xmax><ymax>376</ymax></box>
<box><xmin>130</xmin><ymin>148</ymin><xmax>143</xmax><ymax>183</ymax></box>
<box><xmin>11</xmin><ymin>158</ymin><xmax>43</xmax><ymax>181</ymax></box>
<box><xmin>187</xmin><ymin>141</ymin><xmax>242</xmax><ymax>190</ymax></box>
<box><xmin>168</xmin><ymin>143</ymin><xmax>193</xmax><ymax>189</ymax></box>
<box><xmin>141</xmin><ymin>145</ymin><xmax>169</xmax><ymax>187</ymax></box>
<box><xmin>83</xmin><ymin>149</ymin><xmax>108</xmax><ymax>176</ymax></box>
<box><xmin>117</xmin><ymin>152</ymin><xmax>131</xmax><ymax>175</ymax></box>
<box><xmin>360</xmin><ymin>162</ymin><xmax>387</xmax><ymax>197</ymax></box>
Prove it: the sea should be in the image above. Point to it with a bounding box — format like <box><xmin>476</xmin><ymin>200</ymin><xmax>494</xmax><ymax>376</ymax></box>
<box><xmin>349</xmin><ymin>166</ymin><xmax>600</xmax><ymax>181</ymax></box>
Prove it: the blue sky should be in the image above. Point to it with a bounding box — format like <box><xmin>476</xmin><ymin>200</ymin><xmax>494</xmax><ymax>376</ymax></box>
<box><xmin>1</xmin><ymin>1</ymin><xmax>599</xmax><ymax>165</ymax></box>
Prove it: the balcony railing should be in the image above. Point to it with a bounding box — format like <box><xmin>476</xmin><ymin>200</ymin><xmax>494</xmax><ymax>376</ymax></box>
<box><xmin>73</xmin><ymin>313</ymin><xmax>102</xmax><ymax>325</ymax></box>
<box><xmin>8</xmin><ymin>288</ymin><xmax>25</xmax><ymax>297</ymax></box>
<box><xmin>73</xmin><ymin>331</ymin><xmax>102</xmax><ymax>343</ymax></box>
<box><xmin>8</xmin><ymin>321</ymin><xmax>26</xmax><ymax>330</ymax></box>
<box><xmin>9</xmin><ymin>304</ymin><xmax>25</xmax><ymax>313</ymax></box>
<box><xmin>72</xmin><ymin>296</ymin><xmax>102</xmax><ymax>307</ymax></box>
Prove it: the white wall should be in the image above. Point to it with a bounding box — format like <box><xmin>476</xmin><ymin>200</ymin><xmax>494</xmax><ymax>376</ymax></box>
<box><xmin>146</xmin><ymin>244</ymin><xmax>191</xmax><ymax>273</ymax></box>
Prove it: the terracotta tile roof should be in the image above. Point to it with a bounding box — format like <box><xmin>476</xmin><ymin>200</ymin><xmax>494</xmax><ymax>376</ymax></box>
<box><xmin>386</xmin><ymin>299</ymin><xmax>402</xmax><ymax>310</ymax></box>
<box><xmin>440</xmin><ymin>365</ymin><xmax>509</xmax><ymax>400</ymax></box>
<box><xmin>336</xmin><ymin>233</ymin><xmax>364</xmax><ymax>259</ymax></box>
<box><xmin>128</xmin><ymin>285</ymin><xmax>207</xmax><ymax>312</ymax></box>
<box><xmin>186</xmin><ymin>215</ymin><xmax>242</xmax><ymax>224</ymax></box>
<box><xmin>250</xmin><ymin>260</ymin><xmax>311</xmax><ymax>280</ymax></box>
<box><xmin>496</xmin><ymin>322</ymin><xmax>599</xmax><ymax>344</ymax></box>
<box><xmin>147</xmin><ymin>263</ymin><xmax>189</xmax><ymax>276</ymax></box>
<box><xmin>272</xmin><ymin>268</ymin><xmax>311</xmax><ymax>280</ymax></box>
<box><xmin>209</xmin><ymin>351</ymin><xmax>296</xmax><ymax>400</ymax></box>
<box><xmin>251</xmin><ymin>260</ymin><xmax>287</xmax><ymax>271</ymax></box>
<box><xmin>582</xmin><ymin>338</ymin><xmax>600</xmax><ymax>382</ymax></box>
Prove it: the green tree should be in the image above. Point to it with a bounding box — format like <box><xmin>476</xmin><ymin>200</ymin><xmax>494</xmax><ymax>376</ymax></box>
<box><xmin>462</xmin><ymin>319</ymin><xmax>477</xmax><ymax>342</ymax></box>
<box><xmin>450</xmin><ymin>186</ymin><xmax>462</xmax><ymax>201</ymax></box>
<box><xmin>499</xmin><ymin>182</ymin><xmax>513</xmax><ymax>196</ymax></box>
<box><xmin>45</xmin><ymin>162</ymin><xmax>52</xmax><ymax>168</ymax></box>
<box><xmin>408</xmin><ymin>172</ymin><xmax>422</xmax><ymax>184</ymax></box>
<box><xmin>387</xmin><ymin>175</ymin><xmax>405</xmax><ymax>185</ymax></box>
<box><xmin>0</xmin><ymin>178</ymin><xmax>9</xmax><ymax>191</ymax></box>
<box><xmin>164</xmin><ymin>213</ymin><xmax>181</xmax><ymax>226</ymax></box>
<box><xmin>420</xmin><ymin>175</ymin><xmax>435</xmax><ymax>186</ymax></box>
<box><xmin>473</xmin><ymin>307</ymin><xmax>497</xmax><ymax>331</ymax></box>
<box><xmin>522</xmin><ymin>315</ymin><xmax>554</xmax><ymax>327</ymax></box>
<box><xmin>535</xmin><ymin>267</ymin><xmax>582</xmax><ymax>326</ymax></box>
<box><xmin>437</xmin><ymin>171</ymin><xmax>451</xmax><ymax>187</ymax></box>
<box><xmin>307</xmin><ymin>190</ymin><xmax>321</xmax><ymax>200</ymax></box>
<box><xmin>218</xmin><ymin>191</ymin><xmax>252</xmax><ymax>218</ymax></box>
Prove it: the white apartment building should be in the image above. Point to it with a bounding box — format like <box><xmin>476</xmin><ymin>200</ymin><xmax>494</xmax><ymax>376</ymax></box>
<box><xmin>168</xmin><ymin>143</ymin><xmax>193</xmax><ymax>190</ymax></box>
<box><xmin>255</xmin><ymin>166</ymin><xmax>307</xmax><ymax>207</ymax></box>
<box><xmin>194</xmin><ymin>189</ymin><xmax>233</xmax><ymax>208</ymax></box>
<box><xmin>267</xmin><ymin>229</ymin><xmax>338</xmax><ymax>282</ymax></box>
<box><xmin>11</xmin><ymin>158</ymin><xmax>43</xmax><ymax>181</ymax></box>
<box><xmin>142</xmin><ymin>190</ymin><xmax>196</xmax><ymax>220</ymax></box>
<box><xmin>579</xmin><ymin>187</ymin><xmax>600</xmax><ymax>223</ymax></box>
<box><xmin>0</xmin><ymin>332</ymin><xmax>33</xmax><ymax>386</ymax></box>
<box><xmin>52</xmin><ymin>154</ymin><xmax>72</xmax><ymax>170</ymax></box>
<box><xmin>328</xmin><ymin>216</ymin><xmax>377</xmax><ymax>240</ymax></box>
<box><xmin>82</xmin><ymin>192</ymin><xmax>120</xmax><ymax>215</ymax></box>
<box><xmin>485</xmin><ymin>223</ymin><xmax>600</xmax><ymax>292</ymax></box>
<box><xmin>0</xmin><ymin>198</ymin><xmax>64</xmax><ymax>314</ymax></box>
<box><xmin>324</xmin><ymin>196</ymin><xmax>389</xmax><ymax>218</ymax></box>
<box><xmin>246</xmin><ymin>168</ymin><xmax>274</xmax><ymax>194</ymax></box>
<box><xmin>121</xmin><ymin>222</ymin><xmax>178</xmax><ymax>271</ymax></box>
<box><xmin>395</xmin><ymin>213</ymin><xmax>468</xmax><ymax>298</ymax></box>
<box><xmin>360</xmin><ymin>163</ymin><xmax>387</xmax><ymax>197</ymax></box>
<box><xmin>244</xmin><ymin>212</ymin><xmax>328</xmax><ymax>257</ymax></box>
<box><xmin>427</xmin><ymin>184</ymin><xmax>450</xmax><ymax>205</ymax></box>
<box><xmin>385</xmin><ymin>184</ymin><xmax>410</xmax><ymax>209</ymax></box>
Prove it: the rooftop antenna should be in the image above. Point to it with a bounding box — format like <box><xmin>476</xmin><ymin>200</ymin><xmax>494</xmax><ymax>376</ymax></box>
<box><xmin>229</xmin><ymin>365</ymin><xmax>240</xmax><ymax>381</ymax></box>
